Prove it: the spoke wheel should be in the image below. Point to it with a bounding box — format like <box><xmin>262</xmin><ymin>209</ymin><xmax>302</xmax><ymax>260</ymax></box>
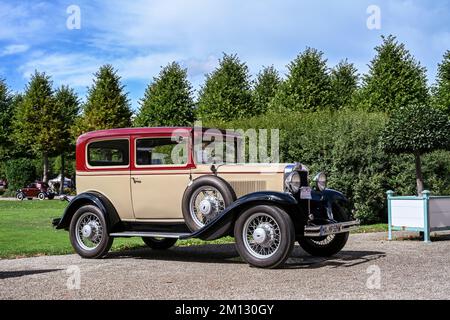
<box><xmin>182</xmin><ymin>176</ymin><xmax>236</xmax><ymax>232</ymax></box>
<box><xmin>69</xmin><ymin>205</ymin><xmax>113</xmax><ymax>259</ymax></box>
<box><xmin>75</xmin><ymin>212</ymin><xmax>104</xmax><ymax>251</ymax></box>
<box><xmin>189</xmin><ymin>186</ymin><xmax>225</xmax><ymax>228</ymax></box>
<box><xmin>242</xmin><ymin>213</ymin><xmax>281</xmax><ymax>259</ymax></box>
<box><xmin>234</xmin><ymin>205</ymin><xmax>295</xmax><ymax>269</ymax></box>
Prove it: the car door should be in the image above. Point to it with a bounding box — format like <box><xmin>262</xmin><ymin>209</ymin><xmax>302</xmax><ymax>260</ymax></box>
<box><xmin>28</xmin><ymin>184</ymin><xmax>38</xmax><ymax>197</ymax></box>
<box><xmin>130</xmin><ymin>133</ymin><xmax>192</xmax><ymax>220</ymax></box>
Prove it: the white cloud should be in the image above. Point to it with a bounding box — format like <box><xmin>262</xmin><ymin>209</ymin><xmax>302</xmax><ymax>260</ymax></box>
<box><xmin>1</xmin><ymin>44</ymin><xmax>30</xmax><ymax>56</ymax></box>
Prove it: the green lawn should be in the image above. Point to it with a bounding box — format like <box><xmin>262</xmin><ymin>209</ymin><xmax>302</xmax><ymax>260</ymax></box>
<box><xmin>0</xmin><ymin>200</ymin><xmax>386</xmax><ymax>259</ymax></box>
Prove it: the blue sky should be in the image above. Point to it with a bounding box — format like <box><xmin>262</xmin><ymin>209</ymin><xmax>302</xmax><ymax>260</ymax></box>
<box><xmin>0</xmin><ymin>0</ymin><xmax>449</xmax><ymax>111</ymax></box>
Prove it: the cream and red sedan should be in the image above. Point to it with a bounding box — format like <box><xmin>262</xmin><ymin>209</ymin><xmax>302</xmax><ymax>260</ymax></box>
<box><xmin>53</xmin><ymin>127</ymin><xmax>359</xmax><ymax>268</ymax></box>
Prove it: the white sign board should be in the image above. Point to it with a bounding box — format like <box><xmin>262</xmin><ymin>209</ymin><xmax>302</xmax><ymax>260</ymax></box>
<box><xmin>391</xmin><ymin>199</ymin><xmax>424</xmax><ymax>228</ymax></box>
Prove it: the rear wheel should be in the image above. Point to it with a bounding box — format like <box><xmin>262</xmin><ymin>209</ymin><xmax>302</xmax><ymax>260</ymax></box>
<box><xmin>234</xmin><ymin>205</ymin><xmax>295</xmax><ymax>268</ymax></box>
<box><xmin>142</xmin><ymin>237</ymin><xmax>177</xmax><ymax>250</ymax></box>
<box><xmin>69</xmin><ymin>205</ymin><xmax>113</xmax><ymax>258</ymax></box>
<box><xmin>37</xmin><ymin>192</ymin><xmax>46</xmax><ymax>200</ymax></box>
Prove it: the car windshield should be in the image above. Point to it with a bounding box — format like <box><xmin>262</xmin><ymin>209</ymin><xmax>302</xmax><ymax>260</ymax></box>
<box><xmin>195</xmin><ymin>134</ymin><xmax>242</xmax><ymax>164</ymax></box>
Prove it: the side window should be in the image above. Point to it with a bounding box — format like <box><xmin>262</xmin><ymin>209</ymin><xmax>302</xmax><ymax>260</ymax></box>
<box><xmin>87</xmin><ymin>139</ymin><xmax>129</xmax><ymax>167</ymax></box>
<box><xmin>136</xmin><ymin>137</ymin><xmax>188</xmax><ymax>166</ymax></box>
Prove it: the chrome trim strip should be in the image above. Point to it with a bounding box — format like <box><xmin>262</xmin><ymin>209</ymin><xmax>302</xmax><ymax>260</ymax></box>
<box><xmin>304</xmin><ymin>220</ymin><xmax>360</xmax><ymax>237</ymax></box>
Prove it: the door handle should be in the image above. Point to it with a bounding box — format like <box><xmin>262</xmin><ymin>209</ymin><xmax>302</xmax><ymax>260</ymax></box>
<box><xmin>132</xmin><ymin>177</ymin><xmax>141</xmax><ymax>184</ymax></box>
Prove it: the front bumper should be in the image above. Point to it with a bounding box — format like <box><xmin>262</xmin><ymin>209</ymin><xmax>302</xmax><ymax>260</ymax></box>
<box><xmin>304</xmin><ymin>220</ymin><xmax>360</xmax><ymax>237</ymax></box>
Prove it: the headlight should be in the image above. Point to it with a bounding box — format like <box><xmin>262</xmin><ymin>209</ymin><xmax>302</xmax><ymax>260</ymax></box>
<box><xmin>313</xmin><ymin>172</ymin><xmax>327</xmax><ymax>191</ymax></box>
<box><xmin>285</xmin><ymin>171</ymin><xmax>301</xmax><ymax>193</ymax></box>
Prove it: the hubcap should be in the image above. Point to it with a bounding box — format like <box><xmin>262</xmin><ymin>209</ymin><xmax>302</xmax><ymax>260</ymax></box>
<box><xmin>81</xmin><ymin>224</ymin><xmax>93</xmax><ymax>238</ymax></box>
<box><xmin>75</xmin><ymin>212</ymin><xmax>103</xmax><ymax>251</ymax></box>
<box><xmin>243</xmin><ymin>213</ymin><xmax>281</xmax><ymax>259</ymax></box>
<box><xmin>189</xmin><ymin>186</ymin><xmax>225</xmax><ymax>228</ymax></box>
<box><xmin>199</xmin><ymin>198</ymin><xmax>214</xmax><ymax>215</ymax></box>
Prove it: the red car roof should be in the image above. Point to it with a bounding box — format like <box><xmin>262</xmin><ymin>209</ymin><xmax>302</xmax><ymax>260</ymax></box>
<box><xmin>77</xmin><ymin>127</ymin><xmax>241</xmax><ymax>144</ymax></box>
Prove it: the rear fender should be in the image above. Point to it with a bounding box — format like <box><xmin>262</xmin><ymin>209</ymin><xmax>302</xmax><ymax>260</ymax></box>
<box><xmin>183</xmin><ymin>191</ymin><xmax>300</xmax><ymax>241</ymax></box>
<box><xmin>54</xmin><ymin>192</ymin><xmax>121</xmax><ymax>230</ymax></box>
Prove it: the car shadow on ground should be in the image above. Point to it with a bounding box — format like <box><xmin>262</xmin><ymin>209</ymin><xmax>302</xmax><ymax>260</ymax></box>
<box><xmin>107</xmin><ymin>244</ymin><xmax>385</xmax><ymax>269</ymax></box>
<box><xmin>0</xmin><ymin>269</ymin><xmax>62</xmax><ymax>280</ymax></box>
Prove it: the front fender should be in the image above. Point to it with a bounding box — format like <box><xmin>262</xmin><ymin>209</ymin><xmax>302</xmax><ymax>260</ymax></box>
<box><xmin>310</xmin><ymin>188</ymin><xmax>353</xmax><ymax>221</ymax></box>
<box><xmin>182</xmin><ymin>191</ymin><xmax>299</xmax><ymax>241</ymax></box>
<box><xmin>53</xmin><ymin>192</ymin><xmax>121</xmax><ymax>230</ymax></box>
<box><xmin>311</xmin><ymin>188</ymin><xmax>348</xmax><ymax>203</ymax></box>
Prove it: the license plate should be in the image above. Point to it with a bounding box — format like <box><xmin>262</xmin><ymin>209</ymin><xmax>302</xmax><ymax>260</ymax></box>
<box><xmin>322</xmin><ymin>224</ymin><xmax>343</xmax><ymax>235</ymax></box>
<box><xmin>300</xmin><ymin>186</ymin><xmax>312</xmax><ymax>199</ymax></box>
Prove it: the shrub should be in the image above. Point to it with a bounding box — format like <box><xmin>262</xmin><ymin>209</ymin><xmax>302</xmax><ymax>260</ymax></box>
<box><xmin>5</xmin><ymin>158</ymin><xmax>37</xmax><ymax>191</ymax></box>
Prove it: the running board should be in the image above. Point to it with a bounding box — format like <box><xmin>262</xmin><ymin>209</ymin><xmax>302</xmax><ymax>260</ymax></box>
<box><xmin>109</xmin><ymin>231</ymin><xmax>191</xmax><ymax>239</ymax></box>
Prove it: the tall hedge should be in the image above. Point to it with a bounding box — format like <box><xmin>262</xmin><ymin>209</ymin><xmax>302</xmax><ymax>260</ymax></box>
<box><xmin>204</xmin><ymin>110</ymin><xmax>450</xmax><ymax>224</ymax></box>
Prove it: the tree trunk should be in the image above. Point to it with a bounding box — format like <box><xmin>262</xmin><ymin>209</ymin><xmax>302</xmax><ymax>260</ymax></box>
<box><xmin>60</xmin><ymin>153</ymin><xmax>65</xmax><ymax>195</ymax></box>
<box><xmin>43</xmin><ymin>153</ymin><xmax>49</xmax><ymax>183</ymax></box>
<box><xmin>414</xmin><ymin>152</ymin><xmax>424</xmax><ymax>195</ymax></box>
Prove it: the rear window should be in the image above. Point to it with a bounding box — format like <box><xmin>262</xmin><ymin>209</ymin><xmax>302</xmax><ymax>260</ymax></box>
<box><xmin>87</xmin><ymin>139</ymin><xmax>129</xmax><ymax>167</ymax></box>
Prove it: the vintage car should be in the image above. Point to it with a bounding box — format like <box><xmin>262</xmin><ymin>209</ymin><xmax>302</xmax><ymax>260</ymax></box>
<box><xmin>53</xmin><ymin>127</ymin><xmax>359</xmax><ymax>268</ymax></box>
<box><xmin>16</xmin><ymin>181</ymin><xmax>55</xmax><ymax>201</ymax></box>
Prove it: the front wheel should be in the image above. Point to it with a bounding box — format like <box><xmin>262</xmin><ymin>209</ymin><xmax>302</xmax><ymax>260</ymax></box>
<box><xmin>234</xmin><ymin>205</ymin><xmax>295</xmax><ymax>269</ymax></box>
<box><xmin>16</xmin><ymin>192</ymin><xmax>25</xmax><ymax>201</ymax></box>
<box><xmin>69</xmin><ymin>204</ymin><xmax>113</xmax><ymax>258</ymax></box>
<box><xmin>142</xmin><ymin>237</ymin><xmax>177</xmax><ymax>250</ymax></box>
<box><xmin>297</xmin><ymin>232</ymin><xmax>349</xmax><ymax>257</ymax></box>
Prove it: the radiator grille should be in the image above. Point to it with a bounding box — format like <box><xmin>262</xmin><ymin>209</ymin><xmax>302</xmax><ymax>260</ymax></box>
<box><xmin>229</xmin><ymin>180</ymin><xmax>267</xmax><ymax>198</ymax></box>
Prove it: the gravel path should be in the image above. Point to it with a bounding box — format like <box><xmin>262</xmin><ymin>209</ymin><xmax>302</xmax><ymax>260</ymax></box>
<box><xmin>1</xmin><ymin>232</ymin><xmax>449</xmax><ymax>300</ymax></box>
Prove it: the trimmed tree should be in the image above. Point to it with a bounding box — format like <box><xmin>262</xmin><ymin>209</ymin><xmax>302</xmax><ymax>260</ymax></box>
<box><xmin>330</xmin><ymin>60</ymin><xmax>359</xmax><ymax>109</ymax></box>
<box><xmin>0</xmin><ymin>79</ymin><xmax>13</xmax><ymax>163</ymax></box>
<box><xmin>54</xmin><ymin>85</ymin><xmax>80</xmax><ymax>194</ymax></box>
<box><xmin>75</xmin><ymin>65</ymin><xmax>131</xmax><ymax>135</ymax></box>
<box><xmin>270</xmin><ymin>47</ymin><xmax>331</xmax><ymax>111</ymax></box>
<box><xmin>359</xmin><ymin>35</ymin><xmax>429</xmax><ymax>112</ymax></box>
<box><xmin>382</xmin><ymin>104</ymin><xmax>450</xmax><ymax>195</ymax></box>
<box><xmin>253</xmin><ymin>66</ymin><xmax>282</xmax><ymax>114</ymax></box>
<box><xmin>13</xmin><ymin>71</ymin><xmax>63</xmax><ymax>182</ymax></box>
<box><xmin>197</xmin><ymin>53</ymin><xmax>254</xmax><ymax>121</ymax></box>
<box><xmin>432</xmin><ymin>50</ymin><xmax>450</xmax><ymax>114</ymax></box>
<box><xmin>134</xmin><ymin>62</ymin><xmax>194</xmax><ymax>127</ymax></box>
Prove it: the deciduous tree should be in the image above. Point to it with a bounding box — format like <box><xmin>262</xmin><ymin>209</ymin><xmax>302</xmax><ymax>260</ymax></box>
<box><xmin>13</xmin><ymin>71</ymin><xmax>62</xmax><ymax>182</ymax></box>
<box><xmin>271</xmin><ymin>48</ymin><xmax>331</xmax><ymax>111</ymax></box>
<box><xmin>359</xmin><ymin>35</ymin><xmax>429</xmax><ymax>112</ymax></box>
<box><xmin>382</xmin><ymin>104</ymin><xmax>450</xmax><ymax>194</ymax></box>
<box><xmin>432</xmin><ymin>50</ymin><xmax>450</xmax><ymax>114</ymax></box>
<box><xmin>75</xmin><ymin>65</ymin><xmax>131</xmax><ymax>135</ymax></box>
<box><xmin>54</xmin><ymin>85</ymin><xmax>80</xmax><ymax>193</ymax></box>
<box><xmin>197</xmin><ymin>54</ymin><xmax>254</xmax><ymax>121</ymax></box>
<box><xmin>330</xmin><ymin>60</ymin><xmax>359</xmax><ymax>109</ymax></box>
<box><xmin>134</xmin><ymin>62</ymin><xmax>194</xmax><ymax>127</ymax></box>
<box><xmin>253</xmin><ymin>66</ymin><xmax>282</xmax><ymax>114</ymax></box>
